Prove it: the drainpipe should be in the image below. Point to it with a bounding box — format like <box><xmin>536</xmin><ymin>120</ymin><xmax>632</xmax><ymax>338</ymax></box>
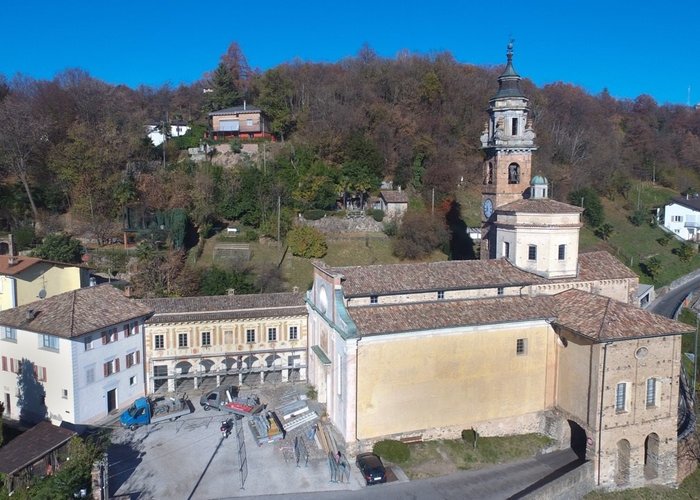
<box><xmin>355</xmin><ymin>336</ymin><xmax>361</xmax><ymax>451</ymax></box>
<box><xmin>597</xmin><ymin>341</ymin><xmax>613</xmax><ymax>486</ymax></box>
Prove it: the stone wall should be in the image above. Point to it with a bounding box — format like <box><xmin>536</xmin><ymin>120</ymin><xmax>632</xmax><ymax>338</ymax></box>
<box><xmin>521</xmin><ymin>460</ymin><xmax>594</xmax><ymax>500</ymax></box>
<box><xmin>303</xmin><ymin>215</ymin><xmax>384</xmax><ymax>233</ymax></box>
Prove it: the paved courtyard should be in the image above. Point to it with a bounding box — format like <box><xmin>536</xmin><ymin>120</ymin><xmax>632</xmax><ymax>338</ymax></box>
<box><xmin>107</xmin><ymin>384</ymin><xmax>400</xmax><ymax>499</ymax></box>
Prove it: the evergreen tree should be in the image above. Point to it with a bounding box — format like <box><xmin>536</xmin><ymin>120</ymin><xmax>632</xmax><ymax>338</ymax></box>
<box><xmin>204</xmin><ymin>63</ymin><xmax>241</xmax><ymax>112</ymax></box>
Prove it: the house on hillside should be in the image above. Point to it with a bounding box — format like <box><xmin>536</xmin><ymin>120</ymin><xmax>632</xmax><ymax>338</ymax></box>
<box><xmin>146</xmin><ymin>120</ymin><xmax>191</xmax><ymax>147</ymax></box>
<box><xmin>0</xmin><ymin>285</ymin><xmax>153</xmax><ymax>427</ymax></box>
<box><xmin>208</xmin><ymin>102</ymin><xmax>273</xmax><ymax>141</ymax></box>
<box><xmin>378</xmin><ymin>189</ymin><xmax>409</xmax><ymax>220</ymax></box>
<box><xmin>0</xmin><ymin>235</ymin><xmax>90</xmax><ymax>311</ymax></box>
<box><xmin>662</xmin><ymin>194</ymin><xmax>700</xmax><ymax>241</ymax></box>
<box><xmin>140</xmin><ymin>292</ymin><xmax>307</xmax><ymax>393</ymax></box>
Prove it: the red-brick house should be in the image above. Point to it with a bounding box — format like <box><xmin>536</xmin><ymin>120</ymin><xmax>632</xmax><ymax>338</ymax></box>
<box><xmin>208</xmin><ymin>102</ymin><xmax>274</xmax><ymax>141</ymax></box>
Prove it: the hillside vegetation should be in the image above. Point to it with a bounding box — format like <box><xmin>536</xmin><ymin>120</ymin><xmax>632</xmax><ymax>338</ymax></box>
<box><xmin>2</xmin><ymin>42</ymin><xmax>700</xmax><ymax>295</ymax></box>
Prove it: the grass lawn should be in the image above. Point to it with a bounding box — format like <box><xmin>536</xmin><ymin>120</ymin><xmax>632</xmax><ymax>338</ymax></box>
<box><xmin>399</xmin><ymin>433</ymin><xmax>553</xmax><ymax>480</ymax></box>
<box><xmin>195</xmin><ymin>230</ymin><xmax>449</xmax><ymax>293</ymax></box>
<box><xmin>585</xmin><ymin>465</ymin><xmax>700</xmax><ymax>499</ymax></box>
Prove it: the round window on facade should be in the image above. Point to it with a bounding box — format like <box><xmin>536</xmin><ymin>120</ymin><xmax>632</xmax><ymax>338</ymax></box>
<box><xmin>635</xmin><ymin>346</ymin><xmax>649</xmax><ymax>359</ymax></box>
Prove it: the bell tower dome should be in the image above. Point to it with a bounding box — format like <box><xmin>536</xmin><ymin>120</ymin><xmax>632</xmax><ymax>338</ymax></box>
<box><xmin>480</xmin><ymin>42</ymin><xmax>537</xmax><ymax>259</ymax></box>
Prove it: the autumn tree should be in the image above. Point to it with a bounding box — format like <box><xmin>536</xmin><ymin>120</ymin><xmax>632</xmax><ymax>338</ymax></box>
<box><xmin>287</xmin><ymin>226</ymin><xmax>328</xmax><ymax>258</ymax></box>
<box><xmin>0</xmin><ymin>90</ymin><xmax>51</xmax><ymax>222</ymax></box>
<box><xmin>392</xmin><ymin>211</ymin><xmax>448</xmax><ymax>260</ymax></box>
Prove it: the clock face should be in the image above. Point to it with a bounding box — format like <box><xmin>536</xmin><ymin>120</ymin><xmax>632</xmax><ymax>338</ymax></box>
<box><xmin>483</xmin><ymin>198</ymin><xmax>494</xmax><ymax>218</ymax></box>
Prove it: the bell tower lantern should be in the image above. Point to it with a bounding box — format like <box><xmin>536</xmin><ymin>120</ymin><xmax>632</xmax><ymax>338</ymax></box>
<box><xmin>480</xmin><ymin>42</ymin><xmax>537</xmax><ymax>259</ymax></box>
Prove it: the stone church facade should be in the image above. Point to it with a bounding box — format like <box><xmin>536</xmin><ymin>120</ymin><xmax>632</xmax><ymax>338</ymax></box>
<box><xmin>306</xmin><ymin>45</ymin><xmax>692</xmax><ymax>490</ymax></box>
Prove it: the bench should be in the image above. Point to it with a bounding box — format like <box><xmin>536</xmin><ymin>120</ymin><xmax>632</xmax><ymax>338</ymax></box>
<box><xmin>399</xmin><ymin>435</ymin><xmax>423</xmax><ymax>444</ymax></box>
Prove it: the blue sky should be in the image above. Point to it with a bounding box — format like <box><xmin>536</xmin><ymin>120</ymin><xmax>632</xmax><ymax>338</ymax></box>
<box><xmin>2</xmin><ymin>0</ymin><xmax>697</xmax><ymax>105</ymax></box>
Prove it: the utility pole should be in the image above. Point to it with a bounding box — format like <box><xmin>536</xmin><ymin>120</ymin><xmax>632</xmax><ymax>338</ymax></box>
<box><xmin>277</xmin><ymin>195</ymin><xmax>281</xmax><ymax>249</ymax></box>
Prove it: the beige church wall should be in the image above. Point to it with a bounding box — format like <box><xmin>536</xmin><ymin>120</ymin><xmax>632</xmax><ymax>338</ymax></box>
<box><xmin>355</xmin><ymin>322</ymin><xmax>556</xmax><ymax>440</ymax></box>
<box><xmin>555</xmin><ymin>332</ymin><xmax>598</xmax><ymax>425</ymax></box>
<box><xmin>532</xmin><ymin>279</ymin><xmax>633</xmax><ymax>305</ymax></box>
<box><xmin>594</xmin><ymin>337</ymin><xmax>681</xmax><ymax>488</ymax></box>
<box><xmin>498</xmin><ymin>226</ymin><xmax>580</xmax><ymax>278</ymax></box>
<box><xmin>346</xmin><ymin>286</ymin><xmax>523</xmax><ymax>307</ymax></box>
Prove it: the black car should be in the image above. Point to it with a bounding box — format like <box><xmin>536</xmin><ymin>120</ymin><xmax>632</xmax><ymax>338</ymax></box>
<box><xmin>356</xmin><ymin>452</ymin><xmax>387</xmax><ymax>485</ymax></box>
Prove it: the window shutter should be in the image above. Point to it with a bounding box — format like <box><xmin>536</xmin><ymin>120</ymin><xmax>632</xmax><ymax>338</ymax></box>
<box><xmin>103</xmin><ymin>363</ymin><xmax>109</xmax><ymax>377</ymax></box>
<box><xmin>1</xmin><ymin>356</ymin><xmax>6</xmax><ymax>371</ymax></box>
<box><xmin>33</xmin><ymin>366</ymin><xmax>38</xmax><ymax>378</ymax></box>
<box><xmin>136</xmin><ymin>351</ymin><xmax>141</xmax><ymax>364</ymax></box>
<box><xmin>115</xmin><ymin>358</ymin><xmax>120</xmax><ymax>372</ymax></box>
<box><xmin>102</xmin><ymin>332</ymin><xmax>107</xmax><ymax>344</ymax></box>
<box><xmin>41</xmin><ymin>367</ymin><xmax>47</xmax><ymax>382</ymax></box>
<box><xmin>123</xmin><ymin>325</ymin><xmax>129</xmax><ymax>337</ymax></box>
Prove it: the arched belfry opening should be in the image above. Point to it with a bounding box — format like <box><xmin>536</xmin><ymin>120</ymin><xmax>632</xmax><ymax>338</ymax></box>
<box><xmin>508</xmin><ymin>163</ymin><xmax>520</xmax><ymax>184</ymax></box>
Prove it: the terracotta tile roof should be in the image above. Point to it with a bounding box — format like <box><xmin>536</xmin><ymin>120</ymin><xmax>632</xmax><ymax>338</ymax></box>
<box><xmin>331</xmin><ymin>259</ymin><xmax>545</xmax><ymax>297</ymax></box>
<box><xmin>330</xmin><ymin>250</ymin><xmax>636</xmax><ymax>298</ymax></box>
<box><xmin>142</xmin><ymin>292</ymin><xmax>307</xmax><ymax>324</ymax></box>
<box><xmin>0</xmin><ymin>285</ymin><xmax>153</xmax><ymax>338</ymax></box>
<box><xmin>0</xmin><ymin>421</ymin><xmax>76</xmax><ymax>475</ymax></box>
<box><xmin>551</xmin><ymin>289</ymin><xmax>691</xmax><ymax>341</ymax></box>
<box><xmin>350</xmin><ymin>296</ymin><xmax>555</xmax><ymax>336</ymax></box>
<box><xmin>348</xmin><ymin>289</ymin><xmax>690</xmax><ymax>341</ymax></box>
<box><xmin>497</xmin><ymin>198</ymin><xmax>584</xmax><ymax>214</ymax></box>
<box><xmin>0</xmin><ymin>255</ymin><xmax>42</xmax><ymax>276</ymax></box>
<box><xmin>573</xmin><ymin>251</ymin><xmax>638</xmax><ymax>281</ymax></box>
<box><xmin>380</xmin><ymin>190</ymin><xmax>409</xmax><ymax>204</ymax></box>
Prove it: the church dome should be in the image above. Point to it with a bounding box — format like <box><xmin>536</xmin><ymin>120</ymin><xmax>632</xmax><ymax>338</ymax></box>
<box><xmin>531</xmin><ymin>175</ymin><xmax>548</xmax><ymax>186</ymax></box>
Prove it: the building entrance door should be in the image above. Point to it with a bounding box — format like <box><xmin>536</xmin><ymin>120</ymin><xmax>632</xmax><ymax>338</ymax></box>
<box><xmin>107</xmin><ymin>388</ymin><xmax>117</xmax><ymax>413</ymax></box>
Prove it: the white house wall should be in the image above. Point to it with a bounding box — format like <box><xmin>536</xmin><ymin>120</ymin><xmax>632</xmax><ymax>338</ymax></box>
<box><xmin>72</xmin><ymin>322</ymin><xmax>146</xmax><ymax>424</ymax></box>
<box><xmin>0</xmin><ymin>332</ymin><xmax>74</xmax><ymax>424</ymax></box>
<box><xmin>663</xmin><ymin>203</ymin><xmax>697</xmax><ymax>241</ymax></box>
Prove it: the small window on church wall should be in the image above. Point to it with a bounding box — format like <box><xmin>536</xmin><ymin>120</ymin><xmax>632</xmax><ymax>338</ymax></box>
<box><xmin>512</xmin><ymin>117</ymin><xmax>518</xmax><ymax>136</ymax></box>
<box><xmin>558</xmin><ymin>244</ymin><xmax>566</xmax><ymax>261</ymax></box>
<box><xmin>504</xmin><ymin>241</ymin><xmax>510</xmax><ymax>258</ymax></box>
<box><xmin>528</xmin><ymin>245</ymin><xmax>537</xmax><ymax>261</ymax></box>
<box><xmin>508</xmin><ymin>163</ymin><xmax>520</xmax><ymax>184</ymax></box>
<box><xmin>485</xmin><ymin>163</ymin><xmax>493</xmax><ymax>184</ymax></box>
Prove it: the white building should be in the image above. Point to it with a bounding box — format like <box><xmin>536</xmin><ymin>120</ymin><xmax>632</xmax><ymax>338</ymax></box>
<box><xmin>146</xmin><ymin>120</ymin><xmax>191</xmax><ymax>147</ymax></box>
<box><xmin>0</xmin><ymin>285</ymin><xmax>152</xmax><ymax>428</ymax></box>
<box><xmin>663</xmin><ymin>195</ymin><xmax>700</xmax><ymax>241</ymax></box>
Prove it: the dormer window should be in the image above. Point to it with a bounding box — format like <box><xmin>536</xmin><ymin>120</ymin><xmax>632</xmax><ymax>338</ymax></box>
<box><xmin>437</xmin><ymin>291</ymin><xmax>445</xmax><ymax>300</ymax></box>
<box><xmin>370</xmin><ymin>295</ymin><xmax>378</xmax><ymax>304</ymax></box>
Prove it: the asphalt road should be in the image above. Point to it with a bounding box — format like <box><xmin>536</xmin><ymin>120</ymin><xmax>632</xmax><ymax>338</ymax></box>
<box><xmin>648</xmin><ymin>274</ymin><xmax>700</xmax><ymax>318</ymax></box>
<box><xmin>237</xmin><ymin>449</ymin><xmax>583</xmax><ymax>500</ymax></box>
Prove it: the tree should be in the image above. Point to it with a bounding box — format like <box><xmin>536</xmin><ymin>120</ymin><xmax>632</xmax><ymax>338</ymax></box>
<box><xmin>286</xmin><ymin>226</ymin><xmax>328</xmax><ymax>258</ymax></box>
<box><xmin>393</xmin><ymin>211</ymin><xmax>448</xmax><ymax>260</ymax></box>
<box><xmin>199</xmin><ymin>267</ymin><xmax>254</xmax><ymax>296</ymax></box>
<box><xmin>0</xmin><ymin>92</ymin><xmax>51</xmax><ymax>222</ymax></box>
<box><xmin>642</xmin><ymin>256</ymin><xmax>662</xmax><ymax>280</ymax></box>
<box><xmin>204</xmin><ymin>63</ymin><xmax>241</xmax><ymax>112</ymax></box>
<box><xmin>595</xmin><ymin>223</ymin><xmax>614</xmax><ymax>241</ymax></box>
<box><xmin>32</xmin><ymin>233</ymin><xmax>83</xmax><ymax>263</ymax></box>
<box><xmin>629</xmin><ymin>208</ymin><xmax>647</xmax><ymax>226</ymax></box>
<box><xmin>676</xmin><ymin>242</ymin><xmax>696</xmax><ymax>263</ymax></box>
<box><xmin>569</xmin><ymin>187</ymin><xmax>604</xmax><ymax>227</ymax></box>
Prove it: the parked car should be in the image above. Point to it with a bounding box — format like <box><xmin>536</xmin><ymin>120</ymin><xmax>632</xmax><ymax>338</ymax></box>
<box><xmin>199</xmin><ymin>385</ymin><xmax>239</xmax><ymax>411</ymax></box>
<box><xmin>120</xmin><ymin>395</ymin><xmax>192</xmax><ymax>430</ymax></box>
<box><xmin>356</xmin><ymin>452</ymin><xmax>387</xmax><ymax>485</ymax></box>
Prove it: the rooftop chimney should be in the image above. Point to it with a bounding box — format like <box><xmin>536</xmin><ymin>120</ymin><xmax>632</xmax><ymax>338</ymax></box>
<box><xmin>26</xmin><ymin>309</ymin><xmax>36</xmax><ymax>320</ymax></box>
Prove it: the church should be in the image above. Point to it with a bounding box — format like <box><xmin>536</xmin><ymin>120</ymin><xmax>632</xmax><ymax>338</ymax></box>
<box><xmin>305</xmin><ymin>44</ymin><xmax>692</xmax><ymax>490</ymax></box>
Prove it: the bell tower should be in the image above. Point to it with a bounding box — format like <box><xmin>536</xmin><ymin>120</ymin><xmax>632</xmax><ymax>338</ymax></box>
<box><xmin>480</xmin><ymin>42</ymin><xmax>537</xmax><ymax>259</ymax></box>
